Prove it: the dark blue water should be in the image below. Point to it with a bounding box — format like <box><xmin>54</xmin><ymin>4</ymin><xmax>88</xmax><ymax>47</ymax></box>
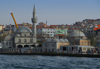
<box><xmin>0</xmin><ymin>55</ymin><xmax>100</xmax><ymax>69</ymax></box>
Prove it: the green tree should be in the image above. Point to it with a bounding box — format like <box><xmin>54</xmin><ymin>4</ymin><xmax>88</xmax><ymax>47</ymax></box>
<box><xmin>0</xmin><ymin>35</ymin><xmax>6</xmax><ymax>42</ymax></box>
<box><xmin>88</xmin><ymin>37</ymin><xmax>96</xmax><ymax>46</ymax></box>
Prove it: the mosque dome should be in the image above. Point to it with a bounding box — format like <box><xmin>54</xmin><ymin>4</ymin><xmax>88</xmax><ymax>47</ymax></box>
<box><xmin>46</xmin><ymin>39</ymin><xmax>52</xmax><ymax>42</ymax></box>
<box><xmin>59</xmin><ymin>39</ymin><xmax>65</xmax><ymax>42</ymax></box>
<box><xmin>68</xmin><ymin>30</ymin><xmax>85</xmax><ymax>37</ymax></box>
<box><xmin>15</xmin><ymin>34</ymin><xmax>20</xmax><ymax>36</ymax></box>
<box><xmin>15</xmin><ymin>26</ymin><xmax>32</xmax><ymax>33</ymax></box>
<box><xmin>45</xmin><ymin>38</ymin><xmax>69</xmax><ymax>43</ymax></box>
<box><xmin>52</xmin><ymin>39</ymin><xmax>60</xmax><ymax>42</ymax></box>
<box><xmin>4</xmin><ymin>35</ymin><xmax>13</xmax><ymax>41</ymax></box>
<box><xmin>64</xmin><ymin>39</ymin><xmax>69</xmax><ymax>42</ymax></box>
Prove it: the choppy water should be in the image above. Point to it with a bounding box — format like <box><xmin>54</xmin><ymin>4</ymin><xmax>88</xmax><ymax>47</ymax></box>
<box><xmin>0</xmin><ymin>55</ymin><xmax>100</xmax><ymax>69</ymax></box>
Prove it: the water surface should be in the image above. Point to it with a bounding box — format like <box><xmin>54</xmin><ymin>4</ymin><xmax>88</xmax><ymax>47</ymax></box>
<box><xmin>0</xmin><ymin>55</ymin><xmax>100</xmax><ymax>69</ymax></box>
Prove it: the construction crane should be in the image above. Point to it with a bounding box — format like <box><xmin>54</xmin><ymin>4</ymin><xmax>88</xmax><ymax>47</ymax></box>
<box><xmin>10</xmin><ymin>13</ymin><xmax>18</xmax><ymax>28</ymax></box>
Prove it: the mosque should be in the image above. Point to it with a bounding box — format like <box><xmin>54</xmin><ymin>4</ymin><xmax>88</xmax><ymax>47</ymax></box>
<box><xmin>1</xmin><ymin>5</ymin><xmax>91</xmax><ymax>53</ymax></box>
<box><xmin>2</xmin><ymin>6</ymin><xmax>38</xmax><ymax>49</ymax></box>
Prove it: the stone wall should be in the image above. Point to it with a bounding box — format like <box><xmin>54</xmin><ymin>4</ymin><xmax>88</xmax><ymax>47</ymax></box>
<box><xmin>57</xmin><ymin>42</ymin><xmax>69</xmax><ymax>49</ymax></box>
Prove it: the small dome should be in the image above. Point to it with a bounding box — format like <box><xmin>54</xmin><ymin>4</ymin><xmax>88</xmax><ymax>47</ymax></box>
<box><xmin>46</xmin><ymin>39</ymin><xmax>52</xmax><ymax>42</ymax></box>
<box><xmin>4</xmin><ymin>35</ymin><xmax>12</xmax><ymax>41</ymax></box>
<box><xmin>15</xmin><ymin>26</ymin><xmax>32</xmax><ymax>33</ymax></box>
<box><xmin>64</xmin><ymin>39</ymin><xmax>69</xmax><ymax>42</ymax></box>
<box><xmin>68</xmin><ymin>30</ymin><xmax>85</xmax><ymax>37</ymax></box>
<box><xmin>59</xmin><ymin>39</ymin><xmax>65</xmax><ymax>42</ymax></box>
<box><xmin>52</xmin><ymin>39</ymin><xmax>60</xmax><ymax>42</ymax></box>
<box><xmin>16</xmin><ymin>34</ymin><xmax>20</xmax><ymax>36</ymax></box>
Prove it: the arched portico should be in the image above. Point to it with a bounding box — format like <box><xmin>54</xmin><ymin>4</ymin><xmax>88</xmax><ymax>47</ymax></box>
<box><xmin>24</xmin><ymin>45</ymin><xmax>29</xmax><ymax>48</ymax></box>
<box><xmin>31</xmin><ymin>45</ymin><xmax>35</xmax><ymax>47</ymax></box>
<box><xmin>17</xmin><ymin>45</ymin><xmax>23</xmax><ymax>48</ymax></box>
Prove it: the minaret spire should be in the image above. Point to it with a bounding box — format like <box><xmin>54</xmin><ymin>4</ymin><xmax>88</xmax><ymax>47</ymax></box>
<box><xmin>33</xmin><ymin>5</ymin><xmax>36</xmax><ymax>14</ymax></box>
<box><xmin>31</xmin><ymin>5</ymin><xmax>37</xmax><ymax>43</ymax></box>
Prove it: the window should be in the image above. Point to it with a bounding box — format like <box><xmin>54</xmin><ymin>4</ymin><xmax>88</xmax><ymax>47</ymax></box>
<box><xmin>25</xmin><ymin>39</ymin><xmax>27</xmax><ymax>42</ymax></box>
<box><xmin>85</xmin><ymin>41</ymin><xmax>86</xmax><ymax>45</ymax></box>
<box><xmin>83</xmin><ymin>47</ymin><xmax>86</xmax><ymax>51</ymax></box>
<box><xmin>82</xmin><ymin>42</ymin><xmax>83</xmax><ymax>45</ymax></box>
<box><xmin>52</xmin><ymin>49</ymin><xmax>54</xmax><ymax>52</ymax></box>
<box><xmin>95</xmin><ymin>26</ymin><xmax>98</xmax><ymax>28</ymax></box>
<box><xmin>87</xmin><ymin>48</ymin><xmax>90</xmax><ymax>50</ymax></box>
<box><xmin>52</xmin><ymin>45</ymin><xmax>54</xmax><ymax>47</ymax></box>
<box><xmin>30</xmin><ymin>39</ymin><xmax>32</xmax><ymax>42</ymax></box>
<box><xmin>30</xmin><ymin>33</ymin><xmax>32</xmax><ymax>35</ymax></box>
<box><xmin>45</xmin><ymin>44</ymin><xmax>47</xmax><ymax>47</ymax></box>
<box><xmin>19</xmin><ymin>39</ymin><xmax>21</xmax><ymax>43</ymax></box>
<box><xmin>9</xmin><ymin>42</ymin><xmax>11</xmax><ymax>45</ymax></box>
<box><xmin>88</xmin><ymin>42</ymin><xmax>89</xmax><ymax>46</ymax></box>
<box><xmin>6</xmin><ymin>42</ymin><xmax>8</xmax><ymax>45</ymax></box>
<box><xmin>63</xmin><ymin>47</ymin><xmax>66</xmax><ymax>51</ymax></box>
<box><xmin>57</xmin><ymin>31</ymin><xmax>61</xmax><ymax>33</ymax></box>
<box><xmin>45</xmin><ymin>48</ymin><xmax>47</xmax><ymax>52</ymax></box>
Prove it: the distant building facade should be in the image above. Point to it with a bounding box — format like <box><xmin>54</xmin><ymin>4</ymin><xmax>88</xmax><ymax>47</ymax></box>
<box><xmin>42</xmin><ymin>39</ymin><xmax>69</xmax><ymax>53</ymax></box>
<box><xmin>36</xmin><ymin>27</ymin><xmax>55</xmax><ymax>38</ymax></box>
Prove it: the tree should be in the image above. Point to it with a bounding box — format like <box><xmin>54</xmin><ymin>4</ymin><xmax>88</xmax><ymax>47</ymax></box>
<box><xmin>88</xmin><ymin>36</ymin><xmax>96</xmax><ymax>46</ymax></box>
<box><xmin>0</xmin><ymin>35</ymin><xmax>7</xmax><ymax>42</ymax></box>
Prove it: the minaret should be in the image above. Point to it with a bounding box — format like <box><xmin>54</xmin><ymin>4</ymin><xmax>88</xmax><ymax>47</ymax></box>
<box><xmin>31</xmin><ymin>5</ymin><xmax>37</xmax><ymax>43</ymax></box>
<box><xmin>46</xmin><ymin>20</ymin><xmax>47</xmax><ymax>24</ymax></box>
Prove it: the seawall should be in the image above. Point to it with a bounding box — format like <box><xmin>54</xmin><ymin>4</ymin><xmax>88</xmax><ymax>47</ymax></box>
<box><xmin>0</xmin><ymin>53</ymin><xmax>100</xmax><ymax>58</ymax></box>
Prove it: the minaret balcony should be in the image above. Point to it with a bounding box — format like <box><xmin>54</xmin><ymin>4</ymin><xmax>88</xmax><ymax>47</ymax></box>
<box><xmin>31</xmin><ymin>18</ymin><xmax>37</xmax><ymax>23</ymax></box>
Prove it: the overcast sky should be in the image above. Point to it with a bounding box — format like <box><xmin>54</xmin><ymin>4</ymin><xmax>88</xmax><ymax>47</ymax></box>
<box><xmin>0</xmin><ymin>0</ymin><xmax>100</xmax><ymax>25</ymax></box>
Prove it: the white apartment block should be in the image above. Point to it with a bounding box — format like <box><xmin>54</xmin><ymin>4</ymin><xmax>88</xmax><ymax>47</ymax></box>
<box><xmin>36</xmin><ymin>27</ymin><xmax>55</xmax><ymax>38</ymax></box>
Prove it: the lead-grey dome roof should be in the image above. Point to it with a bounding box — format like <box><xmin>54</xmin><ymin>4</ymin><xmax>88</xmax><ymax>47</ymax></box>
<box><xmin>59</xmin><ymin>39</ymin><xmax>65</xmax><ymax>42</ymax></box>
<box><xmin>64</xmin><ymin>39</ymin><xmax>69</xmax><ymax>42</ymax></box>
<box><xmin>52</xmin><ymin>39</ymin><xmax>60</xmax><ymax>42</ymax></box>
<box><xmin>45</xmin><ymin>38</ymin><xmax>69</xmax><ymax>42</ymax></box>
<box><xmin>15</xmin><ymin>34</ymin><xmax>20</xmax><ymax>36</ymax></box>
<box><xmin>46</xmin><ymin>39</ymin><xmax>52</xmax><ymax>42</ymax></box>
<box><xmin>68</xmin><ymin>30</ymin><xmax>85</xmax><ymax>37</ymax></box>
<box><xmin>15</xmin><ymin>26</ymin><xmax>32</xmax><ymax>33</ymax></box>
<box><xmin>4</xmin><ymin>35</ymin><xmax>13</xmax><ymax>41</ymax></box>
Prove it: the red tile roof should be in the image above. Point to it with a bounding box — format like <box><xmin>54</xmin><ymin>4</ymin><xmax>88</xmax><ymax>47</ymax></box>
<box><xmin>29</xmin><ymin>27</ymin><xmax>33</xmax><ymax>29</ymax></box>
<box><xmin>55</xmin><ymin>34</ymin><xmax>65</xmax><ymax>36</ymax></box>
<box><xmin>36</xmin><ymin>27</ymin><xmax>54</xmax><ymax>29</ymax></box>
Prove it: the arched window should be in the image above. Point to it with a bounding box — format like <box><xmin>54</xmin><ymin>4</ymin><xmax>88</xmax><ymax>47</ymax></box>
<box><xmin>25</xmin><ymin>39</ymin><xmax>27</xmax><ymax>42</ymax></box>
<box><xmin>19</xmin><ymin>39</ymin><xmax>21</xmax><ymax>43</ymax></box>
<box><xmin>30</xmin><ymin>39</ymin><xmax>32</xmax><ymax>42</ymax></box>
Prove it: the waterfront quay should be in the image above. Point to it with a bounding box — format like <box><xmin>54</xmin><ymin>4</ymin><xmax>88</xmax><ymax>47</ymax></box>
<box><xmin>0</xmin><ymin>47</ymin><xmax>100</xmax><ymax>58</ymax></box>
